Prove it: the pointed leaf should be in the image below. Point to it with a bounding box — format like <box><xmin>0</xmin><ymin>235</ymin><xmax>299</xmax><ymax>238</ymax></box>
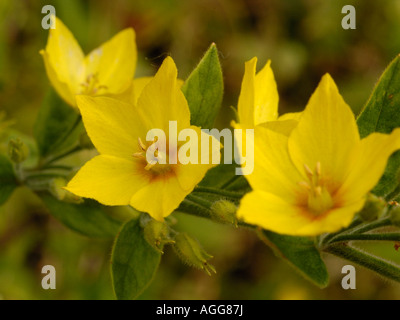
<box><xmin>259</xmin><ymin>230</ymin><xmax>329</xmax><ymax>288</ymax></box>
<box><xmin>356</xmin><ymin>55</ymin><xmax>400</xmax><ymax>198</ymax></box>
<box><xmin>0</xmin><ymin>154</ymin><xmax>18</xmax><ymax>206</ymax></box>
<box><xmin>182</xmin><ymin>43</ymin><xmax>223</xmax><ymax>129</ymax></box>
<box><xmin>39</xmin><ymin>192</ymin><xmax>121</xmax><ymax>238</ymax></box>
<box><xmin>111</xmin><ymin>218</ymin><xmax>161</xmax><ymax>300</ymax></box>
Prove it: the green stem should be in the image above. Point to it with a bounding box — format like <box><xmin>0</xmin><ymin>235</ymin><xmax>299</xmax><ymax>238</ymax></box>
<box><xmin>319</xmin><ymin>217</ymin><xmax>363</xmax><ymax>245</ymax></box>
<box><xmin>327</xmin><ymin>232</ymin><xmax>400</xmax><ymax>244</ymax></box>
<box><xmin>325</xmin><ymin>243</ymin><xmax>400</xmax><ymax>283</ymax></box>
<box><xmin>346</xmin><ymin>217</ymin><xmax>392</xmax><ymax>234</ymax></box>
<box><xmin>43</xmin><ymin>145</ymin><xmax>83</xmax><ymax>166</ymax></box>
<box><xmin>193</xmin><ymin>186</ymin><xmax>245</xmax><ymax>199</ymax></box>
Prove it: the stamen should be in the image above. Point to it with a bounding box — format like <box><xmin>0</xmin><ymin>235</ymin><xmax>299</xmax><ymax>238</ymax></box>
<box><xmin>303</xmin><ymin>164</ymin><xmax>314</xmax><ymax>179</ymax></box>
<box><xmin>138</xmin><ymin>137</ymin><xmax>147</xmax><ymax>151</ymax></box>
<box><xmin>133</xmin><ymin>152</ymin><xmax>144</xmax><ymax>158</ymax></box>
<box><xmin>145</xmin><ymin>161</ymin><xmax>157</xmax><ymax>171</ymax></box>
<box><xmin>298</xmin><ymin>181</ymin><xmax>311</xmax><ymax>190</ymax></box>
<box><xmin>315</xmin><ymin>162</ymin><xmax>321</xmax><ymax>176</ymax></box>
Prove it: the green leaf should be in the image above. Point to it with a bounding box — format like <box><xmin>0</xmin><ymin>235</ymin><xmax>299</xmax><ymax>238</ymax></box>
<box><xmin>38</xmin><ymin>192</ymin><xmax>122</xmax><ymax>238</ymax></box>
<box><xmin>356</xmin><ymin>55</ymin><xmax>400</xmax><ymax>198</ymax></box>
<box><xmin>259</xmin><ymin>230</ymin><xmax>329</xmax><ymax>288</ymax></box>
<box><xmin>199</xmin><ymin>163</ymin><xmax>250</xmax><ymax>192</ymax></box>
<box><xmin>34</xmin><ymin>89</ymin><xmax>83</xmax><ymax>159</ymax></box>
<box><xmin>111</xmin><ymin>218</ymin><xmax>161</xmax><ymax>300</ymax></box>
<box><xmin>182</xmin><ymin>43</ymin><xmax>223</xmax><ymax>129</ymax></box>
<box><xmin>0</xmin><ymin>154</ymin><xmax>18</xmax><ymax>206</ymax></box>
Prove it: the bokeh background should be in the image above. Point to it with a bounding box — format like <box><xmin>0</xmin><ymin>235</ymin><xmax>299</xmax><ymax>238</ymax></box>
<box><xmin>1</xmin><ymin>0</ymin><xmax>400</xmax><ymax>299</ymax></box>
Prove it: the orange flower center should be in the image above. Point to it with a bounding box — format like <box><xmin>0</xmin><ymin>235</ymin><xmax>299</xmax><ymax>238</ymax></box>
<box><xmin>133</xmin><ymin>137</ymin><xmax>173</xmax><ymax>175</ymax></box>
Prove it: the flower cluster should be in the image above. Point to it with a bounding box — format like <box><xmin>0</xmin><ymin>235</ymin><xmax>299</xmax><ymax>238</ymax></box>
<box><xmin>40</xmin><ymin>18</ymin><xmax>400</xmax><ymax>238</ymax></box>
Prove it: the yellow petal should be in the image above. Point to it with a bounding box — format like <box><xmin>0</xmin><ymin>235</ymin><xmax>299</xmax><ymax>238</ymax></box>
<box><xmin>136</xmin><ymin>57</ymin><xmax>190</xmax><ymax>133</ymax></box>
<box><xmin>338</xmin><ymin>128</ymin><xmax>400</xmax><ymax>203</ymax></box>
<box><xmin>76</xmin><ymin>95</ymin><xmax>147</xmax><ymax>160</ymax></box>
<box><xmin>288</xmin><ymin>74</ymin><xmax>360</xmax><ymax>185</ymax></box>
<box><xmin>40</xmin><ymin>50</ymin><xmax>76</xmax><ymax>107</ymax></box>
<box><xmin>238</xmin><ymin>190</ymin><xmax>365</xmax><ymax>236</ymax></box>
<box><xmin>245</xmin><ymin>126</ymin><xmax>303</xmax><ymax>200</ymax></box>
<box><xmin>129</xmin><ymin>174</ymin><xmax>187</xmax><ymax>221</ymax></box>
<box><xmin>108</xmin><ymin>77</ymin><xmax>184</xmax><ymax>105</ymax></box>
<box><xmin>84</xmin><ymin>28</ymin><xmax>137</xmax><ymax>95</ymax></box>
<box><xmin>259</xmin><ymin>119</ymin><xmax>298</xmax><ymax>137</ymax></box>
<box><xmin>237</xmin><ymin>57</ymin><xmax>256</xmax><ymax>128</ymax></box>
<box><xmin>65</xmin><ymin>155</ymin><xmax>148</xmax><ymax>206</ymax></box>
<box><xmin>278</xmin><ymin>112</ymin><xmax>302</xmax><ymax>121</ymax></box>
<box><xmin>238</xmin><ymin>57</ymin><xmax>279</xmax><ymax>128</ymax></box>
<box><xmin>42</xmin><ymin>17</ymin><xmax>85</xmax><ymax>100</ymax></box>
<box><xmin>237</xmin><ymin>190</ymin><xmax>310</xmax><ymax>235</ymax></box>
<box><xmin>253</xmin><ymin>59</ymin><xmax>279</xmax><ymax>125</ymax></box>
<box><xmin>175</xmin><ymin>126</ymin><xmax>221</xmax><ymax>190</ymax></box>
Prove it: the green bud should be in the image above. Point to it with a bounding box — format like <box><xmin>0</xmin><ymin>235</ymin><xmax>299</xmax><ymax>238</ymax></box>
<box><xmin>8</xmin><ymin>138</ymin><xmax>28</xmax><ymax>163</ymax></box>
<box><xmin>390</xmin><ymin>206</ymin><xmax>400</xmax><ymax>227</ymax></box>
<box><xmin>173</xmin><ymin>233</ymin><xmax>216</xmax><ymax>276</ymax></box>
<box><xmin>143</xmin><ymin>219</ymin><xmax>174</xmax><ymax>253</ymax></box>
<box><xmin>210</xmin><ymin>200</ymin><xmax>238</xmax><ymax>226</ymax></box>
<box><xmin>49</xmin><ymin>177</ymin><xmax>83</xmax><ymax>204</ymax></box>
<box><xmin>358</xmin><ymin>194</ymin><xmax>386</xmax><ymax>222</ymax></box>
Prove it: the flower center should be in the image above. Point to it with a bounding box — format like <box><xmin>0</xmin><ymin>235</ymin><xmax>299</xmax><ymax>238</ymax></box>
<box><xmin>80</xmin><ymin>73</ymin><xmax>107</xmax><ymax>95</ymax></box>
<box><xmin>133</xmin><ymin>137</ymin><xmax>172</xmax><ymax>175</ymax></box>
<box><xmin>298</xmin><ymin>162</ymin><xmax>333</xmax><ymax>216</ymax></box>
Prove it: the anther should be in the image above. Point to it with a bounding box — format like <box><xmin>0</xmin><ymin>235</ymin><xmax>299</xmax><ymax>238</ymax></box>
<box><xmin>138</xmin><ymin>137</ymin><xmax>147</xmax><ymax>151</ymax></box>
<box><xmin>315</xmin><ymin>162</ymin><xmax>321</xmax><ymax>176</ymax></box>
<box><xmin>303</xmin><ymin>164</ymin><xmax>314</xmax><ymax>179</ymax></box>
<box><xmin>298</xmin><ymin>181</ymin><xmax>311</xmax><ymax>190</ymax></box>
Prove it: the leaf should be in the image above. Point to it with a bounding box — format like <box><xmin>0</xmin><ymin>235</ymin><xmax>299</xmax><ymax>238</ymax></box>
<box><xmin>39</xmin><ymin>192</ymin><xmax>122</xmax><ymax>238</ymax></box>
<box><xmin>199</xmin><ymin>163</ymin><xmax>250</xmax><ymax>192</ymax></box>
<box><xmin>182</xmin><ymin>43</ymin><xmax>223</xmax><ymax>129</ymax></box>
<box><xmin>111</xmin><ymin>218</ymin><xmax>161</xmax><ymax>300</ymax></box>
<box><xmin>259</xmin><ymin>230</ymin><xmax>329</xmax><ymax>288</ymax></box>
<box><xmin>34</xmin><ymin>89</ymin><xmax>83</xmax><ymax>159</ymax></box>
<box><xmin>356</xmin><ymin>55</ymin><xmax>400</xmax><ymax>198</ymax></box>
<box><xmin>0</xmin><ymin>154</ymin><xmax>18</xmax><ymax>206</ymax></box>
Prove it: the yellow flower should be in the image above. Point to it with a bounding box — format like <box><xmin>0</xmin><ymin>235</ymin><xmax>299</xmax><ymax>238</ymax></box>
<box><xmin>237</xmin><ymin>74</ymin><xmax>400</xmax><ymax>236</ymax></box>
<box><xmin>232</xmin><ymin>57</ymin><xmax>300</xmax><ymax>131</ymax></box>
<box><xmin>40</xmin><ymin>17</ymin><xmax>137</xmax><ymax>108</ymax></box>
<box><xmin>65</xmin><ymin>57</ymin><xmax>220</xmax><ymax>221</ymax></box>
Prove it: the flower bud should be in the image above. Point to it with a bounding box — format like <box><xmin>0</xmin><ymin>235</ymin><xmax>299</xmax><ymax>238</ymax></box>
<box><xmin>210</xmin><ymin>200</ymin><xmax>238</xmax><ymax>226</ymax></box>
<box><xmin>8</xmin><ymin>138</ymin><xmax>28</xmax><ymax>164</ymax></box>
<box><xmin>358</xmin><ymin>194</ymin><xmax>386</xmax><ymax>222</ymax></box>
<box><xmin>173</xmin><ymin>233</ymin><xmax>216</xmax><ymax>276</ymax></box>
<box><xmin>143</xmin><ymin>219</ymin><xmax>174</xmax><ymax>253</ymax></box>
<box><xmin>49</xmin><ymin>177</ymin><xmax>83</xmax><ymax>204</ymax></box>
<box><xmin>390</xmin><ymin>206</ymin><xmax>400</xmax><ymax>227</ymax></box>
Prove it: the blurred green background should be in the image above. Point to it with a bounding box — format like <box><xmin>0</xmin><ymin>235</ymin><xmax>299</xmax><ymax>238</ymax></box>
<box><xmin>1</xmin><ymin>0</ymin><xmax>400</xmax><ymax>299</ymax></box>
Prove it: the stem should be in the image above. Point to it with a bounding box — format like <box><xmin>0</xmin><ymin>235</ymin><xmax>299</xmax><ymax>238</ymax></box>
<box><xmin>319</xmin><ymin>217</ymin><xmax>363</xmax><ymax>245</ymax></box>
<box><xmin>193</xmin><ymin>186</ymin><xmax>245</xmax><ymax>199</ymax></box>
<box><xmin>325</xmin><ymin>243</ymin><xmax>400</xmax><ymax>283</ymax></box>
<box><xmin>327</xmin><ymin>233</ymin><xmax>400</xmax><ymax>244</ymax></box>
<box><xmin>346</xmin><ymin>217</ymin><xmax>392</xmax><ymax>234</ymax></box>
<box><xmin>43</xmin><ymin>145</ymin><xmax>83</xmax><ymax>166</ymax></box>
